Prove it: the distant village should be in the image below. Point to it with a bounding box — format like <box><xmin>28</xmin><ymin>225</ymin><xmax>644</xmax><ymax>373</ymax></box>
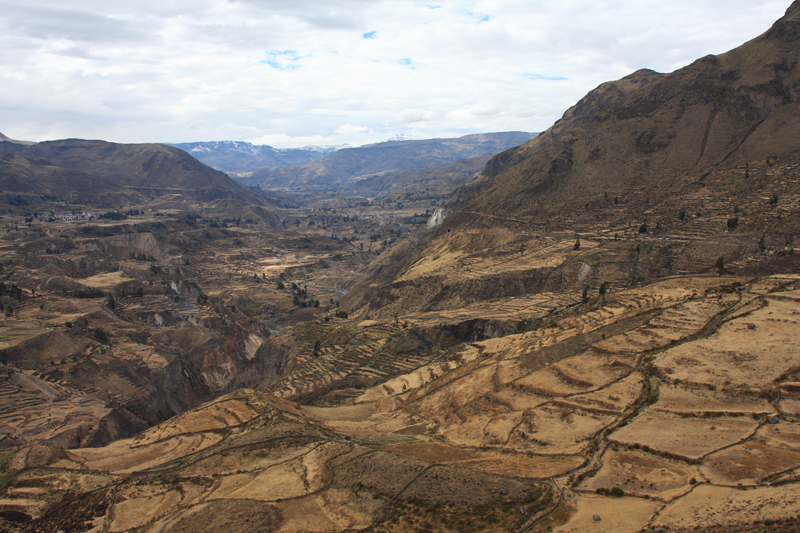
<box><xmin>28</xmin><ymin>212</ymin><xmax>99</xmax><ymax>222</ymax></box>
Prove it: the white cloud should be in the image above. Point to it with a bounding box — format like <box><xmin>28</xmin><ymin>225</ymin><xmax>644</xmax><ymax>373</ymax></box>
<box><xmin>386</xmin><ymin>108</ymin><xmax>435</xmax><ymax>125</ymax></box>
<box><xmin>334</xmin><ymin>124</ymin><xmax>368</xmax><ymax>135</ymax></box>
<box><xmin>0</xmin><ymin>0</ymin><xmax>790</xmax><ymax>146</ymax></box>
<box><xmin>447</xmin><ymin>100</ymin><xmax>503</xmax><ymax>121</ymax></box>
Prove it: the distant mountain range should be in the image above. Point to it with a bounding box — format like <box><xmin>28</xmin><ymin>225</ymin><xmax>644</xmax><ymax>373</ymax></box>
<box><xmin>167</xmin><ymin>140</ymin><xmax>343</xmax><ymax>174</ymax></box>
<box><xmin>238</xmin><ymin>132</ymin><xmax>536</xmax><ymax>191</ymax></box>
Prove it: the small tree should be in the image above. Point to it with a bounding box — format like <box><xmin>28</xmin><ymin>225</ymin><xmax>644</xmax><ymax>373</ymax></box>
<box><xmin>599</xmin><ymin>282</ymin><xmax>609</xmax><ymax>296</ymax></box>
<box><xmin>574</xmin><ymin>239</ymin><xmax>581</xmax><ymax>251</ymax></box>
<box><xmin>582</xmin><ymin>286</ymin><xmax>590</xmax><ymax>303</ymax></box>
<box><xmin>679</xmin><ymin>208</ymin><xmax>686</xmax><ymax>221</ymax></box>
<box><xmin>727</xmin><ymin>217</ymin><xmax>739</xmax><ymax>230</ymax></box>
<box><xmin>107</xmin><ymin>293</ymin><xmax>116</xmax><ymax>310</ymax></box>
<box><xmin>716</xmin><ymin>256</ymin><xmax>726</xmax><ymax>275</ymax></box>
<box><xmin>639</xmin><ymin>223</ymin><xmax>648</xmax><ymax>234</ymax></box>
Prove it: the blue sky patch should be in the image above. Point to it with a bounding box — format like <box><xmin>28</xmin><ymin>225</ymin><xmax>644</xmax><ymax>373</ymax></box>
<box><xmin>523</xmin><ymin>73</ymin><xmax>568</xmax><ymax>81</ymax></box>
<box><xmin>398</xmin><ymin>58</ymin><xmax>412</xmax><ymax>66</ymax></box>
<box><xmin>260</xmin><ymin>50</ymin><xmax>305</xmax><ymax>70</ymax></box>
<box><xmin>363</xmin><ymin>31</ymin><xmax>376</xmax><ymax>39</ymax></box>
<box><xmin>462</xmin><ymin>10</ymin><xmax>490</xmax><ymax>23</ymax></box>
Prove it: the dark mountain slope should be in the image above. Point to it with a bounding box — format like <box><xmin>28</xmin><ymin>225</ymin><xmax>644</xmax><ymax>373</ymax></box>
<box><xmin>437</xmin><ymin>69</ymin><xmax>664</xmax><ymax>215</ymax></box>
<box><xmin>0</xmin><ymin>152</ymin><xmax>140</xmax><ymax>209</ymax></box>
<box><xmin>244</xmin><ymin>132</ymin><xmax>535</xmax><ymax>190</ymax></box>
<box><xmin>0</xmin><ymin>140</ymin><xmax>271</xmax><ymax>207</ymax></box>
<box><xmin>444</xmin><ymin>3</ymin><xmax>800</xmax><ymax>229</ymax></box>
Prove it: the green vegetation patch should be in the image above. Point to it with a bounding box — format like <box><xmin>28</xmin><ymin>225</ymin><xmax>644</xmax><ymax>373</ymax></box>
<box><xmin>0</xmin><ymin>450</ymin><xmax>17</xmax><ymax>490</ymax></box>
<box><xmin>157</xmin><ymin>350</ymin><xmax>178</xmax><ymax>362</ymax></box>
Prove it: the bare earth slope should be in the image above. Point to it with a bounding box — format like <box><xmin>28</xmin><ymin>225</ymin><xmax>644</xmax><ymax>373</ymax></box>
<box><xmin>0</xmin><ymin>153</ymin><xmax>141</xmax><ymax>210</ymax></box>
<box><xmin>0</xmin><ymin>390</ymin><xmax>554</xmax><ymax>533</ymax></box>
<box><xmin>439</xmin><ymin>68</ymin><xmax>664</xmax><ymax>215</ymax></box>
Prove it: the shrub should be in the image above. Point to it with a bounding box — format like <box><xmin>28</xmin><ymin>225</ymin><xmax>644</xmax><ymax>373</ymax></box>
<box><xmin>638</xmin><ymin>223</ymin><xmax>648</xmax><ymax>233</ymax></box>
<box><xmin>609</xmin><ymin>487</ymin><xmax>625</xmax><ymax>498</ymax></box>
<box><xmin>93</xmin><ymin>327</ymin><xmax>110</xmax><ymax>345</ymax></box>
<box><xmin>727</xmin><ymin>217</ymin><xmax>739</xmax><ymax>230</ymax></box>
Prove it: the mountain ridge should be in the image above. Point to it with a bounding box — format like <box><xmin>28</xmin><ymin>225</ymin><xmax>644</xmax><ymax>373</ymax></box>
<box><xmin>168</xmin><ymin>140</ymin><xmax>342</xmax><ymax>174</ymax></box>
<box><xmin>242</xmin><ymin>132</ymin><xmax>536</xmax><ymax>191</ymax></box>
<box><xmin>0</xmin><ymin>139</ymin><xmax>277</xmax><ymax>214</ymax></box>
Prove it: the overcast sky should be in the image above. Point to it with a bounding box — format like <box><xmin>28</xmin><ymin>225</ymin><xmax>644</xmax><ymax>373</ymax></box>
<box><xmin>0</xmin><ymin>0</ymin><xmax>790</xmax><ymax>148</ymax></box>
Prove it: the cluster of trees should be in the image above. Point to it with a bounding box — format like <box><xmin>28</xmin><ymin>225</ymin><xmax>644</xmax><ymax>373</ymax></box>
<box><xmin>279</xmin><ymin>282</ymin><xmax>320</xmax><ymax>308</ymax></box>
<box><xmin>0</xmin><ymin>282</ymin><xmax>23</xmax><ymax>301</ymax></box>
<box><xmin>71</xmin><ymin>287</ymin><xmax>104</xmax><ymax>299</ymax></box>
<box><xmin>129</xmin><ymin>252</ymin><xmax>156</xmax><ymax>261</ymax></box>
<box><xmin>595</xmin><ymin>487</ymin><xmax>625</xmax><ymax>497</ymax></box>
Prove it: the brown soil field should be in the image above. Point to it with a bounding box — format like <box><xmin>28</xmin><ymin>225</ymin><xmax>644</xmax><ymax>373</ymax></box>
<box><xmin>655</xmin><ymin>297</ymin><xmax>800</xmax><ymax>391</ymax></box>
<box><xmin>383</xmin><ymin>442</ymin><xmax>585</xmax><ymax>478</ymax></box>
<box><xmin>655</xmin><ymin>383</ymin><xmax>775</xmax><ymax>416</ymax></box>
<box><xmin>552</xmin><ymin>491</ymin><xmax>662</xmax><ymax>533</ymax></box>
<box><xmin>609</xmin><ymin>411</ymin><xmax>760</xmax><ymax>461</ymax></box>
<box><xmin>653</xmin><ymin>483</ymin><xmax>800</xmax><ymax>530</ymax></box>
<box><xmin>579</xmin><ymin>447</ymin><xmax>702</xmax><ymax>500</ymax></box>
<box><xmin>701</xmin><ymin>435</ymin><xmax>800</xmax><ymax>485</ymax></box>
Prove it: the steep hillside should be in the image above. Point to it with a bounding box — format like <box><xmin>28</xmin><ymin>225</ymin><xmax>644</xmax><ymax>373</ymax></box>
<box><xmin>437</xmin><ymin>68</ymin><xmax>664</xmax><ymax>215</ymax></box>
<box><xmin>342</xmin><ymin>2</ymin><xmax>800</xmax><ymax>319</ymax></box>
<box><xmin>0</xmin><ymin>390</ymin><xmax>554</xmax><ymax>533</ymax></box>
<box><xmin>350</xmin><ymin>153</ymin><xmax>492</xmax><ymax>200</ymax></box>
<box><xmin>244</xmin><ymin>132</ymin><xmax>535</xmax><ymax>190</ymax></box>
<box><xmin>169</xmin><ymin>140</ymin><xmax>338</xmax><ymax>174</ymax></box>
<box><xmin>443</xmin><ymin>4</ymin><xmax>800</xmax><ymax>232</ymax></box>
<box><xmin>0</xmin><ymin>140</ymin><xmax>273</xmax><ymax>208</ymax></box>
<box><xmin>0</xmin><ymin>153</ymin><xmax>141</xmax><ymax>210</ymax></box>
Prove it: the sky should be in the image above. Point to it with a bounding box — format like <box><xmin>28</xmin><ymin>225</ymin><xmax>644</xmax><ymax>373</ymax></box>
<box><xmin>0</xmin><ymin>0</ymin><xmax>791</xmax><ymax>148</ymax></box>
